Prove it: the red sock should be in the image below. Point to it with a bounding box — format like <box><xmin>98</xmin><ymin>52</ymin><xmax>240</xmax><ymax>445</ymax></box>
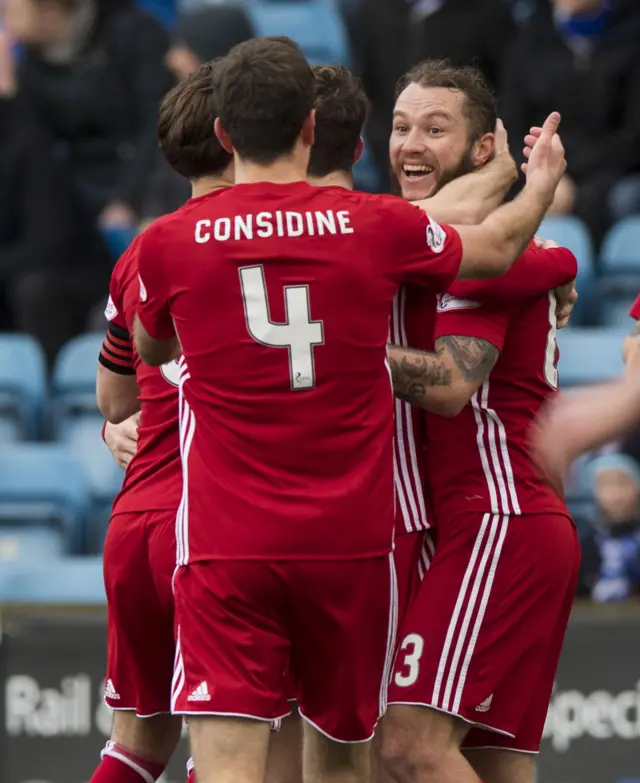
<box><xmin>186</xmin><ymin>756</ymin><xmax>196</xmax><ymax>783</ymax></box>
<box><xmin>89</xmin><ymin>742</ymin><xmax>165</xmax><ymax>783</ymax></box>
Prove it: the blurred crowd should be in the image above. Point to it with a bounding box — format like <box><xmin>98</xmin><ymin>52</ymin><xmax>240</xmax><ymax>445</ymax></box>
<box><xmin>1</xmin><ymin>0</ymin><xmax>639</xmax><ymax>600</ymax></box>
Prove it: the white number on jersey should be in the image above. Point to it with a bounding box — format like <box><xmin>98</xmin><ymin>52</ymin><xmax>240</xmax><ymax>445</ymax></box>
<box><xmin>394</xmin><ymin>633</ymin><xmax>425</xmax><ymax>688</ymax></box>
<box><xmin>239</xmin><ymin>265</ymin><xmax>324</xmax><ymax>390</ymax></box>
<box><xmin>161</xmin><ymin>358</ymin><xmax>181</xmax><ymax>387</ymax></box>
<box><xmin>543</xmin><ymin>291</ymin><xmax>559</xmax><ymax>390</ymax></box>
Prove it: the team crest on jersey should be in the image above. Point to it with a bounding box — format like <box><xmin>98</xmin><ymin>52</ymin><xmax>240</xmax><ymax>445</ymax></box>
<box><xmin>104</xmin><ymin>295</ymin><xmax>118</xmax><ymax>322</ymax></box>
<box><xmin>160</xmin><ymin>358</ymin><xmax>181</xmax><ymax>387</ymax></box>
<box><xmin>139</xmin><ymin>274</ymin><xmax>147</xmax><ymax>302</ymax></box>
<box><xmin>436</xmin><ymin>293</ymin><xmax>481</xmax><ymax>312</ymax></box>
<box><xmin>426</xmin><ymin>218</ymin><xmax>446</xmax><ymax>254</ymax></box>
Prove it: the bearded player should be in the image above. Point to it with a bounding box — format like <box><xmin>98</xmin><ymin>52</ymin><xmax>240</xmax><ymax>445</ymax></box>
<box><xmin>380</xmin><ymin>61</ymin><xmax>580</xmax><ymax>783</ymax></box>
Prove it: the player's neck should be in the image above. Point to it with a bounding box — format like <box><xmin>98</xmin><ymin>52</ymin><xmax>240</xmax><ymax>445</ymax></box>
<box><xmin>233</xmin><ymin>151</ymin><xmax>308</xmax><ymax>186</ymax></box>
<box><xmin>190</xmin><ymin>177</ymin><xmax>232</xmax><ymax>199</ymax></box>
<box><xmin>307</xmin><ymin>171</ymin><xmax>353</xmax><ymax>191</ymax></box>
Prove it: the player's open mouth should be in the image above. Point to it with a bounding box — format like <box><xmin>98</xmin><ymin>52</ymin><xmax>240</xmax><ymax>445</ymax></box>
<box><xmin>402</xmin><ymin>164</ymin><xmax>434</xmax><ymax>179</ymax></box>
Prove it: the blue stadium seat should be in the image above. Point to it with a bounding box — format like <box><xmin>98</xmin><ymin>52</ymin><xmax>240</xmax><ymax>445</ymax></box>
<box><xmin>0</xmin><ymin>556</ymin><xmax>105</xmax><ymax>604</ymax></box>
<box><xmin>557</xmin><ymin>328</ymin><xmax>627</xmax><ymax>386</ymax></box>
<box><xmin>600</xmin><ymin>295</ymin><xmax>638</xmax><ymax>327</ymax></box>
<box><xmin>52</xmin><ymin>333</ymin><xmax>103</xmax><ymax>416</ymax></box>
<box><xmin>52</xmin><ymin>334</ymin><xmax>124</xmax><ymax>548</ymax></box>
<box><xmin>0</xmin><ymin>444</ymin><xmax>90</xmax><ymax>552</ymax></box>
<box><xmin>600</xmin><ymin>217</ymin><xmax>640</xmax><ymax>275</ymax></box>
<box><xmin>598</xmin><ymin>218</ymin><xmax>640</xmax><ymax>326</ymax></box>
<box><xmin>246</xmin><ymin>0</ymin><xmax>350</xmax><ymax>65</ymax></box>
<box><xmin>0</xmin><ymin>527</ymin><xmax>66</xmax><ymax>563</ymax></box>
<box><xmin>59</xmin><ymin>417</ymin><xmax>124</xmax><ymax>552</ymax></box>
<box><xmin>0</xmin><ymin>333</ymin><xmax>46</xmax><ymax>440</ymax></box>
<box><xmin>537</xmin><ymin>216</ymin><xmax>596</xmax><ymax>325</ymax></box>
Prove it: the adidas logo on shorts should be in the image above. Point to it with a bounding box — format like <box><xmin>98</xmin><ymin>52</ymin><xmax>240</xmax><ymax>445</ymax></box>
<box><xmin>105</xmin><ymin>679</ymin><xmax>120</xmax><ymax>700</ymax></box>
<box><xmin>187</xmin><ymin>682</ymin><xmax>212</xmax><ymax>702</ymax></box>
<box><xmin>475</xmin><ymin>694</ymin><xmax>493</xmax><ymax>713</ymax></box>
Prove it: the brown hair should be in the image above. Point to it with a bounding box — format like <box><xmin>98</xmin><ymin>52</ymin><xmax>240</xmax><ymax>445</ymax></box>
<box><xmin>213</xmin><ymin>36</ymin><xmax>314</xmax><ymax>165</ymax></box>
<box><xmin>308</xmin><ymin>65</ymin><xmax>369</xmax><ymax>178</ymax></box>
<box><xmin>157</xmin><ymin>61</ymin><xmax>231</xmax><ymax>180</ymax></box>
<box><xmin>396</xmin><ymin>59</ymin><xmax>497</xmax><ymax>141</ymax></box>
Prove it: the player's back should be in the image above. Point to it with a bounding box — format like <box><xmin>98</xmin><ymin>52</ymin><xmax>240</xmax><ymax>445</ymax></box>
<box><xmin>137</xmin><ymin>181</ymin><xmax>462</xmax><ymax>561</ymax></box>
<box><xmin>425</xmin><ymin>290</ymin><xmax>570</xmax><ymax>522</ymax></box>
<box><xmin>105</xmin><ymin>233</ymin><xmax>182</xmax><ymax>516</ymax></box>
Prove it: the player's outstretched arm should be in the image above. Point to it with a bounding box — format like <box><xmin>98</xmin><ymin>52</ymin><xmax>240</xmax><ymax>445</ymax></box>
<box><xmin>415</xmin><ymin>120</ymin><xmax>517</xmax><ymax>226</ymax></box>
<box><xmin>535</xmin><ymin>376</ymin><xmax>640</xmax><ymax>486</ymax></box>
<box><xmin>623</xmin><ymin>320</ymin><xmax>640</xmax><ymax>372</ymax></box>
<box><xmin>388</xmin><ymin>336</ymin><xmax>499</xmax><ymax>417</ymax></box>
<box><xmin>133</xmin><ymin>314</ymin><xmax>181</xmax><ymax>367</ymax></box>
<box><xmin>452</xmin><ymin>113</ymin><xmax>566</xmax><ymax>279</ymax></box>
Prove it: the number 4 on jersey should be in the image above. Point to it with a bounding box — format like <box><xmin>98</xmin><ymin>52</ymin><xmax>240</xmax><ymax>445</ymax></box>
<box><xmin>239</xmin><ymin>265</ymin><xmax>324</xmax><ymax>390</ymax></box>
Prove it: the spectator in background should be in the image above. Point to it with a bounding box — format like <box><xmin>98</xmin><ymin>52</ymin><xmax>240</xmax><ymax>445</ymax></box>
<box><xmin>578</xmin><ymin>454</ymin><xmax>640</xmax><ymax>602</ymax></box>
<box><xmin>349</xmin><ymin>0</ymin><xmax>514</xmax><ymax>187</ymax></box>
<box><xmin>3</xmin><ymin>0</ymin><xmax>174</xmax><ymax>232</ymax></box>
<box><xmin>139</xmin><ymin>4</ymin><xmax>253</xmax><ymax>228</ymax></box>
<box><xmin>500</xmin><ymin>0</ymin><xmax>640</xmax><ymax>244</ymax></box>
<box><xmin>0</xmin><ymin>26</ymin><xmax>110</xmax><ymax>364</ymax></box>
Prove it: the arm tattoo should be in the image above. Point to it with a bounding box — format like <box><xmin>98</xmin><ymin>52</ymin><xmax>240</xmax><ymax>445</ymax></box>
<box><xmin>629</xmin><ymin>321</ymin><xmax>640</xmax><ymax>338</ymax></box>
<box><xmin>435</xmin><ymin>335</ymin><xmax>499</xmax><ymax>383</ymax></box>
<box><xmin>387</xmin><ymin>345</ymin><xmax>453</xmax><ymax>405</ymax></box>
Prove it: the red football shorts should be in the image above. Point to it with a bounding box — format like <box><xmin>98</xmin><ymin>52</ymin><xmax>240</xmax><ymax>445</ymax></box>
<box><xmin>171</xmin><ymin>555</ymin><xmax>398</xmax><ymax>742</ymax></box>
<box><xmin>394</xmin><ymin>531</ymin><xmax>434</xmax><ymax>627</ymax></box>
<box><xmin>388</xmin><ymin>512</ymin><xmax>580</xmax><ymax>752</ymax></box>
<box><xmin>104</xmin><ymin>510</ymin><xmax>176</xmax><ymax>716</ymax></box>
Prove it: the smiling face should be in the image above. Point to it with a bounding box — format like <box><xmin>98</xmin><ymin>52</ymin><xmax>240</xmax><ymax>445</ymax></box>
<box><xmin>390</xmin><ymin>82</ymin><xmax>483</xmax><ymax>201</ymax></box>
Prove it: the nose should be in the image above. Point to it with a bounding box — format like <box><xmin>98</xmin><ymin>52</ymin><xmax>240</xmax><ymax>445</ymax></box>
<box><xmin>401</xmin><ymin>127</ymin><xmax>428</xmax><ymax>156</ymax></box>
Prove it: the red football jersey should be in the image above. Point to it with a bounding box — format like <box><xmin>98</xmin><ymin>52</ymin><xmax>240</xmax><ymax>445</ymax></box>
<box><xmin>99</xmin><ymin>233</ymin><xmax>182</xmax><ymax>516</ymax></box>
<box><xmin>136</xmin><ymin>181</ymin><xmax>462</xmax><ymax>561</ymax></box>
<box><xmin>391</xmin><ymin>286</ymin><xmax>435</xmax><ymax>535</ymax></box>
<box><xmin>630</xmin><ymin>294</ymin><xmax>640</xmax><ymax>320</ymax></box>
<box><xmin>392</xmin><ymin>242</ymin><xmax>577</xmax><ymax>535</ymax></box>
<box><xmin>425</xmin><ymin>277</ymin><xmax>574</xmax><ymax>523</ymax></box>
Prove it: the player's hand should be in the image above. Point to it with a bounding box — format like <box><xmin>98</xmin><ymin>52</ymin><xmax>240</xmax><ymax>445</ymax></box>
<box><xmin>522</xmin><ymin>112</ymin><xmax>567</xmax><ymax>185</ymax></box>
<box><xmin>104</xmin><ymin>412</ymin><xmax>140</xmax><ymax>470</ymax></box>
<box><xmin>554</xmin><ymin>280</ymin><xmax>578</xmax><ymax>329</ymax></box>
<box><xmin>493</xmin><ymin>119</ymin><xmax>518</xmax><ymax>184</ymax></box>
<box><xmin>533</xmin><ymin>236</ymin><xmax>559</xmax><ymax>250</ymax></box>
<box><xmin>523</xmin><ymin>113</ymin><xmax>566</xmax><ymax>202</ymax></box>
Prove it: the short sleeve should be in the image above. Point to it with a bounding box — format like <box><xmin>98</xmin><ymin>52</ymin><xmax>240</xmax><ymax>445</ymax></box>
<box><xmin>376</xmin><ymin>196</ymin><xmax>462</xmax><ymax>292</ymax></box>
<box><xmin>450</xmin><ymin>245</ymin><xmax>577</xmax><ymax>304</ymax></box>
<box><xmin>630</xmin><ymin>294</ymin><xmax>640</xmax><ymax>320</ymax></box>
<box><xmin>136</xmin><ymin>225</ymin><xmax>176</xmax><ymax>341</ymax></box>
<box><xmin>434</xmin><ymin>295</ymin><xmax>510</xmax><ymax>353</ymax></box>
<box><xmin>99</xmin><ymin>252</ymin><xmax>134</xmax><ymax>375</ymax></box>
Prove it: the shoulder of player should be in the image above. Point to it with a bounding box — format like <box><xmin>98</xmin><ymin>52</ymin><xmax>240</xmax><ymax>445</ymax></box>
<box><xmin>111</xmin><ymin>233</ymin><xmax>144</xmax><ymax>286</ymax></box>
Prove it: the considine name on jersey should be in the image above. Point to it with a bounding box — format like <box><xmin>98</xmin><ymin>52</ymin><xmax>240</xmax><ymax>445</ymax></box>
<box><xmin>195</xmin><ymin>209</ymin><xmax>355</xmax><ymax>244</ymax></box>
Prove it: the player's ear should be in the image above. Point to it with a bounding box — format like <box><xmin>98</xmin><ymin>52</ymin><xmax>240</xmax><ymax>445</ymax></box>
<box><xmin>214</xmin><ymin>118</ymin><xmax>234</xmax><ymax>154</ymax></box>
<box><xmin>472</xmin><ymin>132</ymin><xmax>494</xmax><ymax>169</ymax></box>
<box><xmin>354</xmin><ymin>136</ymin><xmax>364</xmax><ymax>165</ymax></box>
<box><xmin>301</xmin><ymin>108</ymin><xmax>316</xmax><ymax>148</ymax></box>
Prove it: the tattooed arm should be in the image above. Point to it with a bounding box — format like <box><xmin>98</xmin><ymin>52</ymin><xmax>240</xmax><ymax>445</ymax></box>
<box><xmin>388</xmin><ymin>336</ymin><xmax>499</xmax><ymax>418</ymax></box>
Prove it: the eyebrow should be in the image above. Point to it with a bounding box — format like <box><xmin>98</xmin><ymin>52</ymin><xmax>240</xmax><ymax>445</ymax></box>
<box><xmin>392</xmin><ymin>109</ymin><xmax>453</xmax><ymax>123</ymax></box>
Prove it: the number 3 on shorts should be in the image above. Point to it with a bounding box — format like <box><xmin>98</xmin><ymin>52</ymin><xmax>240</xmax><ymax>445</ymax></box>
<box><xmin>239</xmin><ymin>265</ymin><xmax>324</xmax><ymax>391</ymax></box>
<box><xmin>394</xmin><ymin>633</ymin><xmax>424</xmax><ymax>688</ymax></box>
